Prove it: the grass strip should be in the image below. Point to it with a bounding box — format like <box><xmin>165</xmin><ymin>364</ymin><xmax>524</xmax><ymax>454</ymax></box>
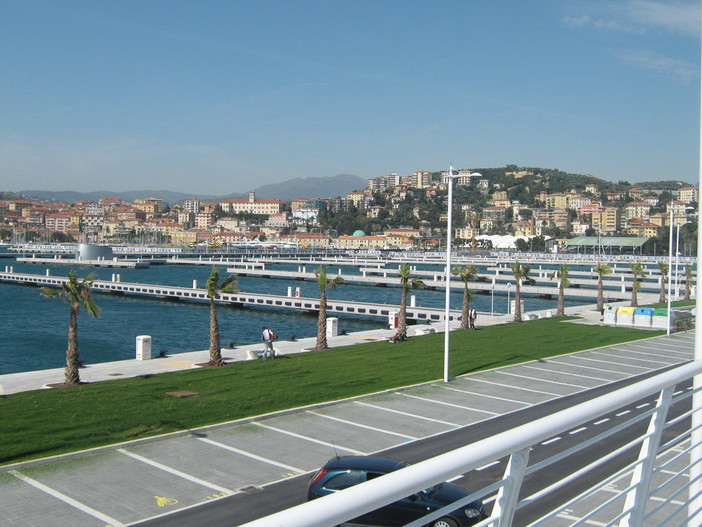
<box><xmin>0</xmin><ymin>317</ymin><xmax>666</xmax><ymax>466</ymax></box>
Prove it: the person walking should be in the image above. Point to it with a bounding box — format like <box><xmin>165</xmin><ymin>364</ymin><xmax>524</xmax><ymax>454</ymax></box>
<box><xmin>468</xmin><ymin>307</ymin><xmax>477</xmax><ymax>330</ymax></box>
<box><xmin>261</xmin><ymin>326</ymin><xmax>277</xmax><ymax>359</ymax></box>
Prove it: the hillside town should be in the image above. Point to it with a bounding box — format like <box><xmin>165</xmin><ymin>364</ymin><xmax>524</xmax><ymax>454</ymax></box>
<box><xmin>1</xmin><ymin>167</ymin><xmax>698</xmax><ymax>255</ymax></box>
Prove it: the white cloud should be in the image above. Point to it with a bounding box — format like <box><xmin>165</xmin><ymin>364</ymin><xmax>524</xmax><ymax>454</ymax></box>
<box><xmin>564</xmin><ymin>0</ymin><xmax>700</xmax><ymax>37</ymax></box>
<box><xmin>618</xmin><ymin>49</ymin><xmax>697</xmax><ymax>83</ymax></box>
<box><xmin>621</xmin><ymin>1</ymin><xmax>700</xmax><ymax>37</ymax></box>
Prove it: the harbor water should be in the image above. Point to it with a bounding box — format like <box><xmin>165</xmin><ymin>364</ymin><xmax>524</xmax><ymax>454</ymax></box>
<box><xmin>0</xmin><ymin>258</ymin><xmax>571</xmax><ymax>375</ymax></box>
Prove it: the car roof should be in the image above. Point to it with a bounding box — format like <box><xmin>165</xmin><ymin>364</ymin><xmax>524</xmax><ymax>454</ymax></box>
<box><xmin>322</xmin><ymin>456</ymin><xmax>408</xmax><ymax>473</ymax></box>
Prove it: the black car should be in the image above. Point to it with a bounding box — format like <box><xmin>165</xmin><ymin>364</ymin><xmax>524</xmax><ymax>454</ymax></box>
<box><xmin>307</xmin><ymin>456</ymin><xmax>486</xmax><ymax>527</ymax></box>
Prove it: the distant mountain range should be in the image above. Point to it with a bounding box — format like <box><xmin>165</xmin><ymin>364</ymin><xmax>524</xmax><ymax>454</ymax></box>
<box><xmin>19</xmin><ymin>173</ymin><xmax>367</xmax><ymax>204</ymax></box>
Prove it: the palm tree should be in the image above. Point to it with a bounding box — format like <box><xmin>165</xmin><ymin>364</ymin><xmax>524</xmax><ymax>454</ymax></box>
<box><xmin>657</xmin><ymin>262</ymin><xmax>669</xmax><ymax>304</ymax></box>
<box><xmin>452</xmin><ymin>264</ymin><xmax>479</xmax><ymax>329</ymax></box>
<box><xmin>594</xmin><ymin>263</ymin><xmax>612</xmax><ymax>313</ymax></box>
<box><xmin>397</xmin><ymin>264</ymin><xmax>425</xmax><ymax>340</ymax></box>
<box><xmin>314</xmin><ymin>266</ymin><xmax>344</xmax><ymax>350</ymax></box>
<box><xmin>630</xmin><ymin>263</ymin><xmax>646</xmax><ymax>307</ymax></box>
<box><xmin>551</xmin><ymin>265</ymin><xmax>570</xmax><ymax>316</ymax></box>
<box><xmin>40</xmin><ymin>271</ymin><xmax>100</xmax><ymax>385</ymax></box>
<box><xmin>510</xmin><ymin>261</ymin><xmax>535</xmax><ymax>323</ymax></box>
<box><xmin>205</xmin><ymin>266</ymin><xmax>238</xmax><ymax>367</ymax></box>
<box><xmin>684</xmin><ymin>265</ymin><xmax>693</xmax><ymax>301</ymax></box>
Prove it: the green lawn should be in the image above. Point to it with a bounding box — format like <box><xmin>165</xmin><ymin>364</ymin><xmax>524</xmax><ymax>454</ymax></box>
<box><xmin>0</xmin><ymin>317</ymin><xmax>666</xmax><ymax>466</ymax></box>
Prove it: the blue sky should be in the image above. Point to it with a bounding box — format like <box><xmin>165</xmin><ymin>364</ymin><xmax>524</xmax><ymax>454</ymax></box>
<box><xmin>1</xmin><ymin>0</ymin><xmax>699</xmax><ymax>194</ymax></box>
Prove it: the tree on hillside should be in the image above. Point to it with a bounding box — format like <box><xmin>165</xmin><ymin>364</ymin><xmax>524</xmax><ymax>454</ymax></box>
<box><xmin>630</xmin><ymin>263</ymin><xmax>646</xmax><ymax>307</ymax></box>
<box><xmin>314</xmin><ymin>266</ymin><xmax>344</xmax><ymax>350</ymax></box>
<box><xmin>510</xmin><ymin>262</ymin><xmax>535</xmax><ymax>323</ymax></box>
<box><xmin>657</xmin><ymin>262</ymin><xmax>669</xmax><ymax>304</ymax></box>
<box><xmin>205</xmin><ymin>267</ymin><xmax>238</xmax><ymax>367</ymax></box>
<box><xmin>594</xmin><ymin>263</ymin><xmax>612</xmax><ymax>313</ymax></box>
<box><xmin>41</xmin><ymin>271</ymin><xmax>100</xmax><ymax>385</ymax></box>
<box><xmin>551</xmin><ymin>265</ymin><xmax>570</xmax><ymax>316</ymax></box>
<box><xmin>452</xmin><ymin>264</ymin><xmax>479</xmax><ymax>329</ymax></box>
<box><xmin>397</xmin><ymin>264</ymin><xmax>425</xmax><ymax>340</ymax></box>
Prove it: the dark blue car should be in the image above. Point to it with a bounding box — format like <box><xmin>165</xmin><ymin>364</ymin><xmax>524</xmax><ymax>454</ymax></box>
<box><xmin>307</xmin><ymin>456</ymin><xmax>486</xmax><ymax>527</ymax></box>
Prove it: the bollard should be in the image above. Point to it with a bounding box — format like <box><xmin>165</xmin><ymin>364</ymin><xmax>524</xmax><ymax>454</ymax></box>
<box><xmin>46</xmin><ymin>269</ymin><xmax>51</xmax><ymax>276</ymax></box>
<box><xmin>410</xmin><ymin>295</ymin><xmax>416</xmax><ymax>307</ymax></box>
<box><xmin>295</xmin><ymin>287</ymin><xmax>301</xmax><ymax>297</ymax></box>
<box><xmin>193</xmin><ymin>280</ymin><xmax>198</xmax><ymax>289</ymax></box>
<box><xmin>326</xmin><ymin>317</ymin><xmax>338</xmax><ymax>339</ymax></box>
<box><xmin>136</xmin><ymin>335</ymin><xmax>152</xmax><ymax>360</ymax></box>
<box><xmin>287</xmin><ymin>286</ymin><xmax>292</xmax><ymax>297</ymax></box>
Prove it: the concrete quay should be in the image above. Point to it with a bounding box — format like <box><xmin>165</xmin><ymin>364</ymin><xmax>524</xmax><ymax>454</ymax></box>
<box><xmin>0</xmin><ymin>298</ymin><xmax>653</xmax><ymax>397</ymax></box>
<box><xmin>1</xmin><ymin>293</ymin><xmax>693</xmax><ymax>527</ymax></box>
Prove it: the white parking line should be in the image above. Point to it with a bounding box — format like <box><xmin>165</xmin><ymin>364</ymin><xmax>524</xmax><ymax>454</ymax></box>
<box><xmin>307</xmin><ymin>411</ymin><xmax>417</xmax><ymax>439</ymax></box>
<box><xmin>594</xmin><ymin>418</ymin><xmax>610</xmax><ymax>425</ymax></box>
<box><xmin>441</xmin><ymin>385</ymin><xmax>530</xmax><ymax>407</ymax></box>
<box><xmin>469</xmin><ymin>377</ymin><xmax>563</xmax><ymax>396</ymax></box>
<box><xmin>569</xmin><ymin>427</ymin><xmax>587</xmax><ymax>435</ymax></box>
<box><xmin>399</xmin><ymin>392</ymin><xmax>498</xmax><ymax>416</ymax></box>
<box><xmin>520</xmin><ymin>364</ymin><xmax>612</xmax><ymax>382</ymax></box>
<box><xmin>9</xmin><ymin>470</ymin><xmax>125</xmax><ymax>527</ymax></box>
<box><xmin>609</xmin><ymin>349</ymin><xmax>681</xmax><ymax>366</ymax></box>
<box><xmin>253</xmin><ymin>422</ymin><xmax>365</xmax><ymax>455</ymax></box>
<box><xmin>616</xmin><ymin>410</ymin><xmax>632</xmax><ymax>417</ymax></box>
<box><xmin>593</xmin><ymin>349</ymin><xmax>671</xmax><ymax>367</ymax></box>
<box><xmin>556</xmin><ymin>511</ymin><xmax>607</xmax><ymax>525</ymax></box>
<box><xmin>117</xmin><ymin>449</ymin><xmax>233</xmax><ymax>494</ymax></box>
<box><xmin>354</xmin><ymin>401</ymin><xmax>460</xmax><ymax>426</ymax></box>
<box><xmin>196</xmin><ymin>437</ymin><xmax>304</xmax><ymax>474</ymax></box>
<box><xmin>564</xmin><ymin>355</ymin><xmax>640</xmax><ymax>373</ymax></box>
<box><xmin>496</xmin><ymin>370</ymin><xmax>589</xmax><ymax>389</ymax></box>
<box><xmin>545</xmin><ymin>358</ymin><xmax>627</xmax><ymax>378</ymax></box>
<box><xmin>583</xmin><ymin>352</ymin><xmax>652</xmax><ymax>370</ymax></box>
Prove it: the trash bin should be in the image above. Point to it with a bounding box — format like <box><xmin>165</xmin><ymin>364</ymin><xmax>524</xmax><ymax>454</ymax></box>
<box><xmin>634</xmin><ymin>307</ymin><xmax>654</xmax><ymax>327</ymax></box>
<box><xmin>616</xmin><ymin>306</ymin><xmax>636</xmax><ymax>325</ymax></box>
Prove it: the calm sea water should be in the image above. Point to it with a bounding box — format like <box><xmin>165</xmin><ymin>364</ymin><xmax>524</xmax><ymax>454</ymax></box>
<box><xmin>0</xmin><ymin>258</ymin><xmax>572</xmax><ymax>374</ymax></box>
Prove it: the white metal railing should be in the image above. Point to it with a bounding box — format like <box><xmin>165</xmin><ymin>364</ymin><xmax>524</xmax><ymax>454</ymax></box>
<box><xmin>241</xmin><ymin>360</ymin><xmax>702</xmax><ymax>527</ymax></box>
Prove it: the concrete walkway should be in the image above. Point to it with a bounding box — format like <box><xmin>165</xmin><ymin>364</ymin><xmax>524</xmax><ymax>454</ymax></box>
<box><xmin>0</xmin><ymin>300</ymin><xmax>633</xmax><ymax>396</ymax></box>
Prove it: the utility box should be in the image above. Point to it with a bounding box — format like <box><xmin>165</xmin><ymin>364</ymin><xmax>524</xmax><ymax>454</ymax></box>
<box><xmin>136</xmin><ymin>335</ymin><xmax>152</xmax><ymax>360</ymax></box>
<box><xmin>388</xmin><ymin>311</ymin><xmax>400</xmax><ymax>329</ymax></box>
<box><xmin>326</xmin><ymin>317</ymin><xmax>338</xmax><ymax>338</ymax></box>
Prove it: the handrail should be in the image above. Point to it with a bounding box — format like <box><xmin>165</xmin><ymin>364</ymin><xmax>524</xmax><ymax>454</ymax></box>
<box><xmin>241</xmin><ymin>360</ymin><xmax>702</xmax><ymax>527</ymax></box>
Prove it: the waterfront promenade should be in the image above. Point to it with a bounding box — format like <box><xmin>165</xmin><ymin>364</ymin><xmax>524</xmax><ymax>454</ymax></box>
<box><xmin>0</xmin><ymin>293</ymin><xmax>694</xmax><ymax>527</ymax></box>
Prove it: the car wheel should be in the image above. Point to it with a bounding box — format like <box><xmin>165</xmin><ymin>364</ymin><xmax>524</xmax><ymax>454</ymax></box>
<box><xmin>429</xmin><ymin>518</ymin><xmax>459</xmax><ymax>527</ymax></box>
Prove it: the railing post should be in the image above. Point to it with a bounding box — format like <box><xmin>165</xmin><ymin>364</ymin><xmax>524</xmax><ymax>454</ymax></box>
<box><xmin>619</xmin><ymin>386</ymin><xmax>674</xmax><ymax>527</ymax></box>
<box><xmin>492</xmin><ymin>447</ymin><xmax>531</xmax><ymax>526</ymax></box>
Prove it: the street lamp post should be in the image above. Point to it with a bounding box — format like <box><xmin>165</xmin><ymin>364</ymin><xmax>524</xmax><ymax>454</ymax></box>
<box><xmin>443</xmin><ymin>166</ymin><xmax>481</xmax><ymax>383</ymax></box>
<box><xmin>667</xmin><ymin>208</ymin><xmax>674</xmax><ymax>336</ymax></box>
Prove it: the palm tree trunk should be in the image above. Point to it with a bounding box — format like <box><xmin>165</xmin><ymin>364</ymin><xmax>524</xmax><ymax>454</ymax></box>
<box><xmin>65</xmin><ymin>303</ymin><xmax>81</xmax><ymax>385</ymax></box>
<box><xmin>316</xmin><ymin>291</ymin><xmax>328</xmax><ymax>350</ymax></box>
<box><xmin>557</xmin><ymin>281</ymin><xmax>565</xmax><ymax>316</ymax></box>
<box><xmin>513</xmin><ymin>283</ymin><xmax>522</xmax><ymax>323</ymax></box>
<box><xmin>597</xmin><ymin>276</ymin><xmax>604</xmax><ymax>313</ymax></box>
<box><xmin>461</xmin><ymin>286</ymin><xmax>469</xmax><ymax>329</ymax></box>
<box><xmin>209</xmin><ymin>299</ymin><xmax>223</xmax><ymax>366</ymax></box>
<box><xmin>398</xmin><ymin>287</ymin><xmax>408</xmax><ymax>339</ymax></box>
<box><xmin>659</xmin><ymin>276</ymin><xmax>666</xmax><ymax>304</ymax></box>
<box><xmin>631</xmin><ymin>284</ymin><xmax>638</xmax><ymax>307</ymax></box>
